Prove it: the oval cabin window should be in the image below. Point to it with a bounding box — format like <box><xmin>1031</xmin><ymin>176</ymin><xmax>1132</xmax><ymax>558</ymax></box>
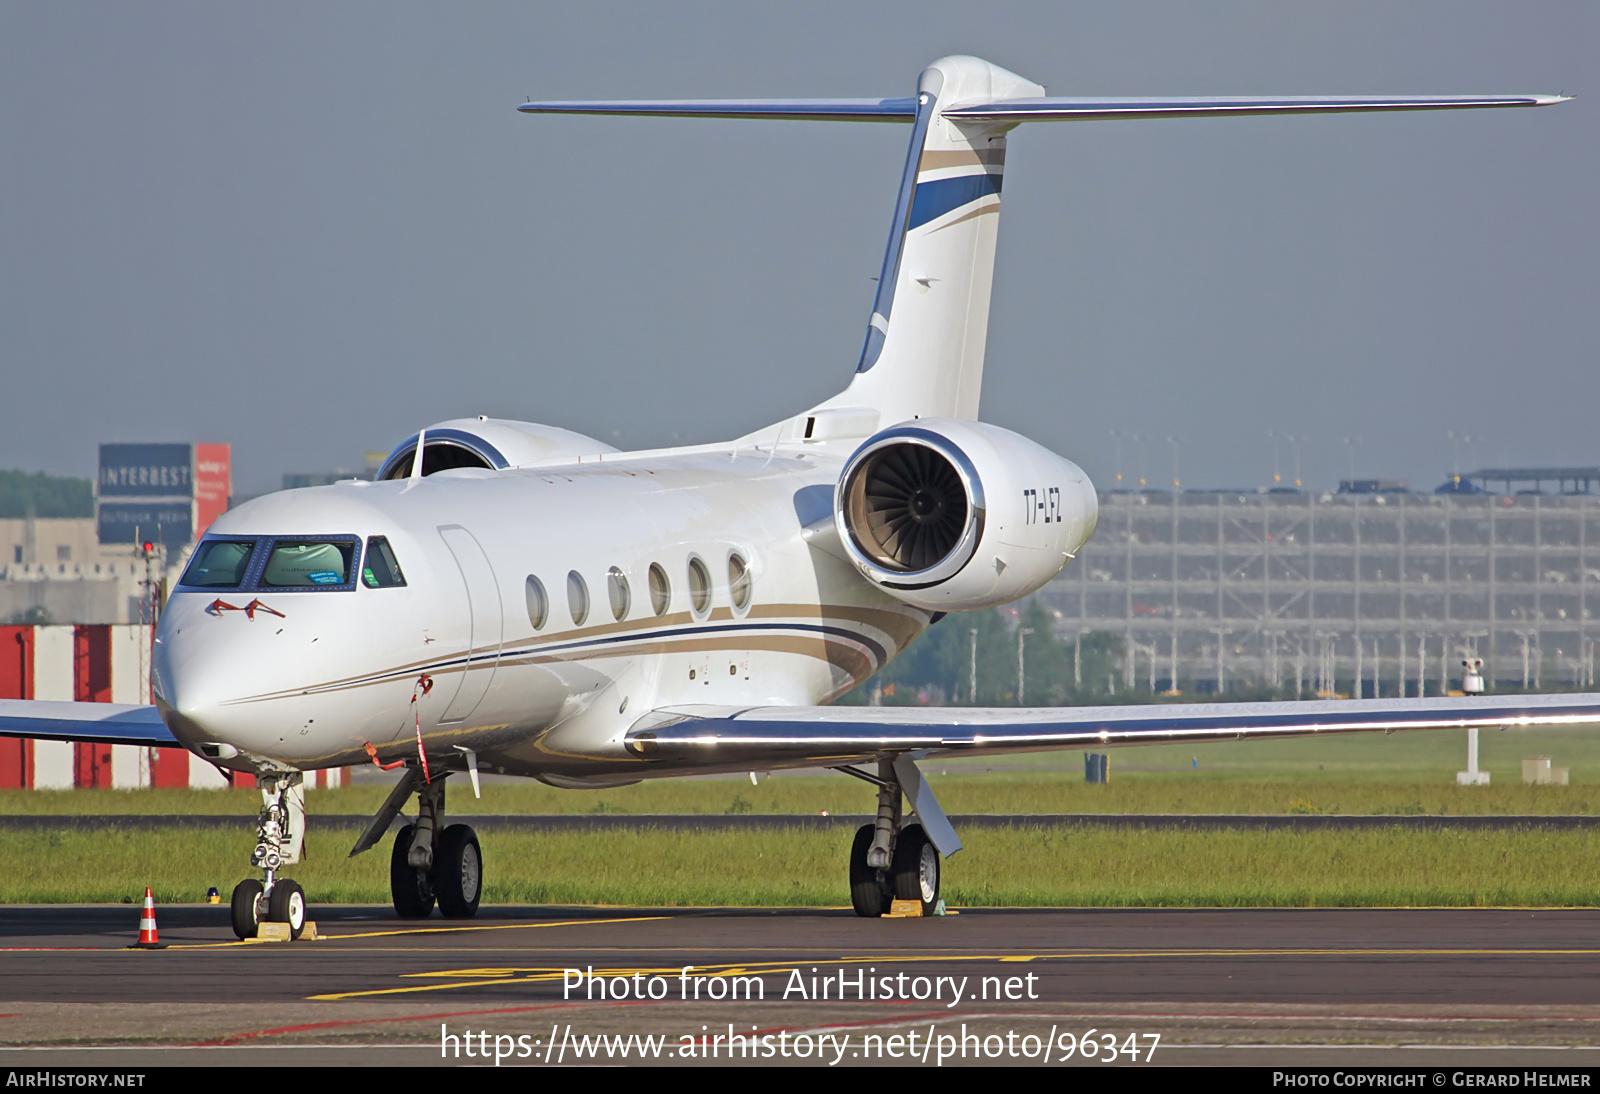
<box><xmin>566</xmin><ymin>570</ymin><xmax>590</xmax><ymax>626</ymax></box>
<box><xmin>728</xmin><ymin>552</ymin><xmax>752</xmax><ymax>613</ymax></box>
<box><xmin>607</xmin><ymin>567</ymin><xmax>631</xmax><ymax>621</ymax></box>
<box><xmin>525</xmin><ymin>574</ymin><xmax>549</xmax><ymax>630</ymax></box>
<box><xmin>686</xmin><ymin>556</ymin><xmax>712</xmax><ymax>618</ymax></box>
<box><xmin>648</xmin><ymin>562</ymin><xmax>671</xmax><ymax>617</ymax></box>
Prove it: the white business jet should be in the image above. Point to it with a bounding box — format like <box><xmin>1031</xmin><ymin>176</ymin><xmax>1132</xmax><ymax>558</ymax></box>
<box><xmin>2</xmin><ymin>56</ymin><xmax>1587</xmax><ymax>940</ymax></box>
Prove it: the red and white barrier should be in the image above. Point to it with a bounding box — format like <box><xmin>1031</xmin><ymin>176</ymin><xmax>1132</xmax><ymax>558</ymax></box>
<box><xmin>0</xmin><ymin>624</ymin><xmax>346</xmax><ymax>791</ymax></box>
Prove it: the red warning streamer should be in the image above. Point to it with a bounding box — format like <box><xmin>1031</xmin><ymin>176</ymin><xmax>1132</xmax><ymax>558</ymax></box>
<box><xmin>363</xmin><ymin>742</ymin><xmax>405</xmax><ymax>771</ymax></box>
<box><xmin>411</xmin><ymin>674</ymin><xmax>434</xmax><ymax>783</ymax></box>
<box><xmin>207</xmin><ymin>599</ymin><xmax>286</xmax><ymax>621</ymax></box>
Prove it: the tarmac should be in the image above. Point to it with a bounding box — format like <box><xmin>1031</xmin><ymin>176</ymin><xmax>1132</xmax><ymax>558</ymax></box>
<box><xmin>4</xmin><ymin>903</ymin><xmax>1600</xmax><ymax>1067</ymax></box>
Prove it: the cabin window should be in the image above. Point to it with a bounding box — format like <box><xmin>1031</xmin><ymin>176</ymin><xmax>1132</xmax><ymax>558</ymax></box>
<box><xmin>567</xmin><ymin>570</ymin><xmax>590</xmax><ymax>626</ymax></box>
<box><xmin>687</xmin><ymin>555</ymin><xmax>712</xmax><ymax>618</ymax></box>
<box><xmin>648</xmin><ymin>562</ymin><xmax>670</xmax><ymax>617</ymax></box>
<box><xmin>525</xmin><ymin>575</ymin><xmax>549</xmax><ymax>630</ymax></box>
<box><xmin>606</xmin><ymin>567</ymin><xmax>631</xmax><ymax>621</ymax></box>
<box><xmin>728</xmin><ymin>552</ymin><xmax>752</xmax><ymax>613</ymax></box>
<box><xmin>180</xmin><ymin>539</ymin><xmax>257</xmax><ymax>589</ymax></box>
<box><xmin>361</xmin><ymin>536</ymin><xmax>407</xmax><ymax>588</ymax></box>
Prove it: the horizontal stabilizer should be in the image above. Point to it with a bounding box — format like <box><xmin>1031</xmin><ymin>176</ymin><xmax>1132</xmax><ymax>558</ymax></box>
<box><xmin>0</xmin><ymin>700</ymin><xmax>176</xmax><ymax>748</ymax></box>
<box><xmin>944</xmin><ymin>94</ymin><xmax>1570</xmax><ymax>122</ymax></box>
<box><xmin>520</xmin><ymin>94</ymin><xmax>1566</xmax><ymax>125</ymax></box>
<box><xmin>518</xmin><ymin>98</ymin><xmax>916</xmax><ymax>121</ymax></box>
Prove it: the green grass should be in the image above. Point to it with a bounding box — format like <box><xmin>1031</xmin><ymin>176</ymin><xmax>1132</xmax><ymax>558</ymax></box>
<box><xmin>4</xmin><ymin>825</ymin><xmax>1599</xmax><ymax>908</ymax></box>
<box><xmin>6</xmin><ymin>725</ymin><xmax>1599</xmax><ymax>818</ymax></box>
<box><xmin>7</xmin><ymin>774</ymin><xmax>1600</xmax><ymax>820</ymax></box>
<box><xmin>7</xmin><ymin>724</ymin><xmax>1600</xmax><ymax>907</ymax></box>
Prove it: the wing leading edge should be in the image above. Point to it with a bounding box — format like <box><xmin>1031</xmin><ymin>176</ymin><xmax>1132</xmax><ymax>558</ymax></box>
<box><xmin>0</xmin><ymin>700</ymin><xmax>177</xmax><ymax>748</ymax></box>
<box><xmin>627</xmin><ymin>693</ymin><xmax>1600</xmax><ymax>767</ymax></box>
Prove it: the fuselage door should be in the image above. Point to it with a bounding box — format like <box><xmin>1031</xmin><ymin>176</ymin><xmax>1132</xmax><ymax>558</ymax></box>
<box><xmin>437</xmin><ymin>525</ymin><xmax>503</xmax><ymax>724</ymax></box>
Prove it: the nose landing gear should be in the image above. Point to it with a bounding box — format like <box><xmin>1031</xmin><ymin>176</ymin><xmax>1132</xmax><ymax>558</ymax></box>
<box><xmin>229</xmin><ymin>772</ymin><xmax>309</xmax><ymax>940</ymax></box>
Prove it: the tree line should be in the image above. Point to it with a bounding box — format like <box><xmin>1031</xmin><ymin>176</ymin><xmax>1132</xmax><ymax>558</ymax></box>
<box><xmin>838</xmin><ymin>601</ymin><xmax>1128</xmax><ymax>707</ymax></box>
<box><xmin>0</xmin><ymin>470</ymin><xmax>94</xmax><ymax>519</ymax></box>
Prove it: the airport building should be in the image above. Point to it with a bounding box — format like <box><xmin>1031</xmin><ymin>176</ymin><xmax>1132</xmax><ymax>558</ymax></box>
<box><xmin>1</xmin><ymin>443</ymin><xmax>231</xmax><ymax>625</ymax></box>
<box><xmin>1032</xmin><ymin>472</ymin><xmax>1600</xmax><ymax>696</ymax></box>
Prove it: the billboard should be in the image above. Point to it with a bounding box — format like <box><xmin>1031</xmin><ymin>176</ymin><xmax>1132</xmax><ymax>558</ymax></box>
<box><xmin>96</xmin><ymin>501</ymin><xmax>194</xmax><ymax>547</ymax></box>
<box><xmin>95</xmin><ymin>443</ymin><xmax>230</xmax><ymax>546</ymax></box>
<box><xmin>98</xmin><ymin>444</ymin><xmax>193</xmax><ymax>498</ymax></box>
<box><xmin>193</xmin><ymin>443</ymin><xmax>231</xmax><ymax>537</ymax></box>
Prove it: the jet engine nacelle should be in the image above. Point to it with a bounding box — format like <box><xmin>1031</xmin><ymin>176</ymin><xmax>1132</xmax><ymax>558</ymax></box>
<box><xmin>834</xmin><ymin>419</ymin><xmax>1097</xmax><ymax>611</ymax></box>
<box><xmin>377</xmin><ymin>417</ymin><xmax>618</xmax><ymax>479</ymax></box>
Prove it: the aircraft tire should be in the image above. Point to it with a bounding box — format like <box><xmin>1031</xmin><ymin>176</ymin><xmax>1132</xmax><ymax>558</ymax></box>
<box><xmin>230</xmin><ymin>879</ymin><xmax>264</xmax><ymax>940</ymax></box>
<box><xmin>890</xmin><ymin>823</ymin><xmax>939</xmax><ymax>916</ymax></box>
<box><xmin>848</xmin><ymin>823</ymin><xmax>891</xmax><ymax>918</ymax></box>
<box><xmin>390</xmin><ymin>823</ymin><xmax>436</xmax><ymax>918</ymax></box>
<box><xmin>433</xmin><ymin>824</ymin><xmax>483</xmax><ymax>919</ymax></box>
<box><xmin>267</xmin><ymin>879</ymin><xmax>307</xmax><ymax>940</ymax></box>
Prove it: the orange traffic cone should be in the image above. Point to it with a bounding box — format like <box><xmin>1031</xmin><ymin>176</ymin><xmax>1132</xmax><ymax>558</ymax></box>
<box><xmin>127</xmin><ymin>887</ymin><xmax>167</xmax><ymax>950</ymax></box>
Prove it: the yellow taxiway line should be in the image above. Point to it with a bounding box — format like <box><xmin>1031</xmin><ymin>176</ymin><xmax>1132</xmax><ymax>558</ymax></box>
<box><xmin>308</xmin><ymin>946</ymin><xmax>1600</xmax><ymax>1001</ymax></box>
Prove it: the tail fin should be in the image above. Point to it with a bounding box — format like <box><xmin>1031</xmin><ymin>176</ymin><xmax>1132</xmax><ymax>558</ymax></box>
<box><xmin>824</xmin><ymin>56</ymin><xmax>1043</xmax><ymax>425</ymax></box>
<box><xmin>522</xmin><ymin>66</ymin><xmax>1564</xmax><ymax>436</ymax></box>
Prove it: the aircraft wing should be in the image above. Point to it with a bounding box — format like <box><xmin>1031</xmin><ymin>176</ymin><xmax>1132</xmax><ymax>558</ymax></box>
<box><xmin>0</xmin><ymin>700</ymin><xmax>178</xmax><ymax>748</ymax></box>
<box><xmin>626</xmin><ymin>693</ymin><xmax>1600</xmax><ymax>767</ymax></box>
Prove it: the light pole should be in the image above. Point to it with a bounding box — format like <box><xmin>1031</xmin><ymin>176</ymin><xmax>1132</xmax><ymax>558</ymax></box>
<box><xmin>1342</xmin><ymin>435</ymin><xmax>1362</xmax><ymax>487</ymax></box>
<box><xmin>1017</xmin><ymin>628</ymin><xmax>1034</xmax><ymax>704</ymax></box>
<box><xmin>969</xmin><ymin>628</ymin><xmax>978</xmax><ymax>704</ymax></box>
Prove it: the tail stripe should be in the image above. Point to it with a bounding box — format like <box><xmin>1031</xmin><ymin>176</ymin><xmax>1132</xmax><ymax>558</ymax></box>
<box><xmin>918</xmin><ymin>148</ymin><xmax>1005</xmax><ymax>171</ymax></box>
<box><xmin>908</xmin><ymin>173</ymin><xmax>1002</xmax><ymax>231</ymax></box>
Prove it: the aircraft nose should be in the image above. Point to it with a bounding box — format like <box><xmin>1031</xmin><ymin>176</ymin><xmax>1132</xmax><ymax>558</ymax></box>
<box><xmin>153</xmin><ymin>629</ymin><xmax>226</xmax><ymax>749</ymax></box>
<box><xmin>152</xmin><ymin>613</ymin><xmax>272</xmax><ymax>754</ymax></box>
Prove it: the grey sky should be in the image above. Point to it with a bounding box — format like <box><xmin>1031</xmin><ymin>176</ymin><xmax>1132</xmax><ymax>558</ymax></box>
<box><xmin>1</xmin><ymin>2</ymin><xmax>1594</xmax><ymax>497</ymax></box>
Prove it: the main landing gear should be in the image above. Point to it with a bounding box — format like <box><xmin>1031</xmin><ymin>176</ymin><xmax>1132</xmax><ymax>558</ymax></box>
<box><xmin>843</xmin><ymin>758</ymin><xmax>944</xmax><ymax>918</ymax></box>
<box><xmin>229</xmin><ymin>772</ymin><xmax>309</xmax><ymax>940</ymax></box>
<box><xmin>348</xmin><ymin>766</ymin><xmax>483</xmax><ymax>919</ymax></box>
<box><xmin>388</xmin><ymin>774</ymin><xmax>482</xmax><ymax>918</ymax></box>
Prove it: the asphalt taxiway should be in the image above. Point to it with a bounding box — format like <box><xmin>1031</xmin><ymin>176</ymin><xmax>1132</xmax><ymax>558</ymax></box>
<box><xmin>4</xmin><ymin>904</ymin><xmax>1600</xmax><ymax>1066</ymax></box>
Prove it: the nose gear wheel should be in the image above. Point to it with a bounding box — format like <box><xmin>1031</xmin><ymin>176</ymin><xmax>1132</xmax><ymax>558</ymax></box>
<box><xmin>228</xmin><ymin>772</ymin><xmax>307</xmax><ymax>940</ymax></box>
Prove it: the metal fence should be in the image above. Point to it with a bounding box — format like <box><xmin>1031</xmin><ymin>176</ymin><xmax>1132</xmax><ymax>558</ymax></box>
<box><xmin>1032</xmin><ymin>491</ymin><xmax>1599</xmax><ymax>696</ymax></box>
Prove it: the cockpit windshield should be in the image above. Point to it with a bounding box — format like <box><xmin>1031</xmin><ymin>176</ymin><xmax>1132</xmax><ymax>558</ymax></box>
<box><xmin>260</xmin><ymin>540</ymin><xmax>358</xmax><ymax>587</ymax></box>
<box><xmin>179</xmin><ymin>540</ymin><xmax>257</xmax><ymax>588</ymax></box>
<box><xmin>177</xmin><ymin>534</ymin><xmax>395</xmax><ymax>592</ymax></box>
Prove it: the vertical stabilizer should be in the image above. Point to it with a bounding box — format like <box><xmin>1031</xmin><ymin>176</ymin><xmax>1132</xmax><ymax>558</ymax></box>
<box><xmin>816</xmin><ymin>56</ymin><xmax>1044</xmax><ymax>427</ymax></box>
<box><xmin>521</xmin><ymin>64</ymin><xmax>1564</xmax><ymax>443</ymax></box>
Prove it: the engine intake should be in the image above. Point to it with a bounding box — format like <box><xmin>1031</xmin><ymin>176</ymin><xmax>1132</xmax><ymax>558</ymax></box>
<box><xmin>840</xmin><ymin>428</ymin><xmax>984</xmax><ymax>587</ymax></box>
<box><xmin>834</xmin><ymin>419</ymin><xmax>1097</xmax><ymax>611</ymax></box>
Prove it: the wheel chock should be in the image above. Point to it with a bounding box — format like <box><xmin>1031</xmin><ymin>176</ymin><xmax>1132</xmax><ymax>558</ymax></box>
<box><xmin>885</xmin><ymin>899</ymin><xmax>924</xmax><ymax>918</ymax></box>
<box><xmin>255</xmin><ymin>922</ymin><xmax>292</xmax><ymax>942</ymax></box>
<box><xmin>301</xmin><ymin>921</ymin><xmax>320</xmax><ymax>940</ymax></box>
